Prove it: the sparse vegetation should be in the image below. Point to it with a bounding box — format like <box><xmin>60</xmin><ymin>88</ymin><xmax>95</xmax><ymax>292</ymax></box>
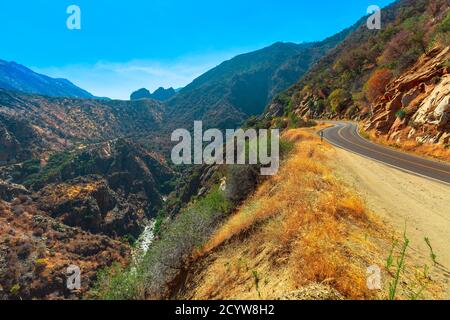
<box><xmin>251</xmin><ymin>270</ymin><xmax>261</xmax><ymax>298</ymax></box>
<box><xmin>395</xmin><ymin>109</ymin><xmax>407</xmax><ymax>120</ymax></box>
<box><xmin>424</xmin><ymin>237</ymin><xmax>438</xmax><ymax>266</ymax></box>
<box><xmin>24</xmin><ymin>151</ymin><xmax>74</xmax><ymax>189</ymax></box>
<box><xmin>92</xmin><ymin>186</ymin><xmax>232</xmax><ymax>299</ymax></box>
<box><xmin>328</xmin><ymin>89</ymin><xmax>352</xmax><ymax>113</ymax></box>
<box><xmin>364</xmin><ymin>129</ymin><xmax>450</xmax><ymax>162</ymax></box>
<box><xmin>388</xmin><ymin>230</ymin><xmax>410</xmax><ymax>300</ymax></box>
<box><xmin>188</xmin><ymin>127</ymin><xmax>386</xmax><ymax>300</ymax></box>
<box><xmin>386</xmin><ymin>237</ymin><xmax>398</xmax><ymax>270</ymax></box>
<box><xmin>383</xmin><ymin>231</ymin><xmax>439</xmax><ymax>300</ymax></box>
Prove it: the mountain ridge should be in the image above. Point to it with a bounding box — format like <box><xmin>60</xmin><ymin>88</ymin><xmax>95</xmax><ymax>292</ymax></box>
<box><xmin>130</xmin><ymin>87</ymin><xmax>176</xmax><ymax>101</ymax></box>
<box><xmin>0</xmin><ymin>59</ymin><xmax>99</xmax><ymax>99</ymax></box>
<box><xmin>164</xmin><ymin>33</ymin><xmax>353</xmax><ymax>130</ymax></box>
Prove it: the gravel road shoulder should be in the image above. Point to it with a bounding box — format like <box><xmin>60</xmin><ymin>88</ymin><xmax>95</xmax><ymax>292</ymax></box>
<box><xmin>330</xmin><ymin>147</ymin><xmax>450</xmax><ymax>298</ymax></box>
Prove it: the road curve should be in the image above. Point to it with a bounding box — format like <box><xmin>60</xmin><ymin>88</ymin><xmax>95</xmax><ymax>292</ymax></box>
<box><xmin>322</xmin><ymin>122</ymin><xmax>450</xmax><ymax>185</ymax></box>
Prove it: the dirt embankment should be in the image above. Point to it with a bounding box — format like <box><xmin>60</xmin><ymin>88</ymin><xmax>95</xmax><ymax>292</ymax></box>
<box><xmin>331</xmin><ymin>148</ymin><xmax>450</xmax><ymax>298</ymax></box>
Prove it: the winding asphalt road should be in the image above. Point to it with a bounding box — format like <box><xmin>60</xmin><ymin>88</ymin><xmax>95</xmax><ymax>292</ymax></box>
<box><xmin>322</xmin><ymin>122</ymin><xmax>450</xmax><ymax>185</ymax></box>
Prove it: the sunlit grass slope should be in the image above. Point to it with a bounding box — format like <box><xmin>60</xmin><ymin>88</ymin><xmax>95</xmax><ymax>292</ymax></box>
<box><xmin>177</xmin><ymin>127</ymin><xmax>389</xmax><ymax>299</ymax></box>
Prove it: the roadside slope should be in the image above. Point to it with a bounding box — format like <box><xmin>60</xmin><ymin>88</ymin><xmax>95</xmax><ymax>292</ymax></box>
<box><xmin>176</xmin><ymin>127</ymin><xmax>443</xmax><ymax>300</ymax></box>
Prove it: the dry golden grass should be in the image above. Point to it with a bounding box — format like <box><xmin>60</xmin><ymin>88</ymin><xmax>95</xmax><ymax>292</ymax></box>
<box><xmin>365</xmin><ymin>130</ymin><xmax>450</xmax><ymax>162</ymax></box>
<box><xmin>184</xmin><ymin>127</ymin><xmax>389</xmax><ymax>300</ymax></box>
<box><xmin>65</xmin><ymin>183</ymin><xmax>98</xmax><ymax>199</ymax></box>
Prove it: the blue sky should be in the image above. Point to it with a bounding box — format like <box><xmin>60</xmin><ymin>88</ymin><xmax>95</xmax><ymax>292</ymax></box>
<box><xmin>0</xmin><ymin>0</ymin><xmax>394</xmax><ymax>99</ymax></box>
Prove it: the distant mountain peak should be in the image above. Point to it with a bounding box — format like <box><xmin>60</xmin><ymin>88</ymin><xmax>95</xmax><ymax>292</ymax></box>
<box><xmin>152</xmin><ymin>87</ymin><xmax>176</xmax><ymax>101</ymax></box>
<box><xmin>130</xmin><ymin>88</ymin><xmax>151</xmax><ymax>100</ymax></box>
<box><xmin>130</xmin><ymin>86</ymin><xmax>176</xmax><ymax>101</ymax></box>
<box><xmin>0</xmin><ymin>59</ymin><xmax>97</xmax><ymax>99</ymax></box>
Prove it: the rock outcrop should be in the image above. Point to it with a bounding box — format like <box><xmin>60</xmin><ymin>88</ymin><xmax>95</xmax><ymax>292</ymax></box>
<box><xmin>5</xmin><ymin>139</ymin><xmax>177</xmax><ymax>237</ymax></box>
<box><xmin>366</xmin><ymin>46</ymin><xmax>450</xmax><ymax>146</ymax></box>
<box><xmin>35</xmin><ymin>176</ymin><xmax>143</xmax><ymax>238</ymax></box>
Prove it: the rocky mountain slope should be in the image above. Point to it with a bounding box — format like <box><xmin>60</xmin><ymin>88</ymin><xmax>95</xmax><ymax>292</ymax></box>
<box><xmin>263</xmin><ymin>0</ymin><xmax>449</xmax><ymax>156</ymax></box>
<box><xmin>366</xmin><ymin>46</ymin><xmax>449</xmax><ymax>146</ymax></box>
<box><xmin>0</xmin><ymin>195</ymin><xmax>130</xmax><ymax>300</ymax></box>
<box><xmin>0</xmin><ymin>89</ymin><xmax>164</xmax><ymax>164</ymax></box>
<box><xmin>0</xmin><ymin>138</ymin><xmax>176</xmax><ymax>299</ymax></box>
<box><xmin>5</xmin><ymin>139</ymin><xmax>174</xmax><ymax>218</ymax></box>
<box><xmin>164</xmin><ymin>32</ymin><xmax>353</xmax><ymax>130</ymax></box>
<box><xmin>0</xmin><ymin>91</ymin><xmax>177</xmax><ymax>301</ymax></box>
<box><xmin>0</xmin><ymin>60</ymin><xmax>96</xmax><ymax>99</ymax></box>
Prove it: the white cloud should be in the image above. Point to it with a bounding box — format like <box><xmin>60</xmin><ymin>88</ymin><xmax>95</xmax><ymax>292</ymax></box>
<box><xmin>32</xmin><ymin>50</ymin><xmax>248</xmax><ymax>100</ymax></box>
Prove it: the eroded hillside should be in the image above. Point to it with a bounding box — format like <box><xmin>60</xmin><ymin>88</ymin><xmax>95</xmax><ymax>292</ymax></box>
<box><xmin>0</xmin><ymin>139</ymin><xmax>176</xmax><ymax>299</ymax></box>
<box><xmin>0</xmin><ymin>90</ymin><xmax>164</xmax><ymax>164</ymax></box>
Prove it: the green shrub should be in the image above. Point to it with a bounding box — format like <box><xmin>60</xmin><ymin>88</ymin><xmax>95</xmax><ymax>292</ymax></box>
<box><xmin>274</xmin><ymin>92</ymin><xmax>292</xmax><ymax>109</ymax></box>
<box><xmin>23</xmin><ymin>151</ymin><xmax>74</xmax><ymax>189</ymax></box>
<box><xmin>226</xmin><ymin>165</ymin><xmax>259</xmax><ymax>205</ymax></box>
<box><xmin>314</xmin><ymin>99</ymin><xmax>326</xmax><ymax>114</ymax></box>
<box><xmin>20</xmin><ymin>159</ymin><xmax>40</xmax><ymax>176</ymax></box>
<box><xmin>10</xmin><ymin>158</ymin><xmax>41</xmax><ymax>182</ymax></box>
<box><xmin>435</xmin><ymin>11</ymin><xmax>450</xmax><ymax>46</ymax></box>
<box><xmin>438</xmin><ymin>11</ymin><xmax>450</xmax><ymax>33</ymax></box>
<box><xmin>328</xmin><ymin>89</ymin><xmax>352</xmax><ymax>113</ymax></box>
<box><xmin>90</xmin><ymin>263</ymin><xmax>140</xmax><ymax>300</ymax></box>
<box><xmin>271</xmin><ymin>117</ymin><xmax>288</xmax><ymax>129</ymax></box>
<box><xmin>153</xmin><ymin>212</ymin><xmax>165</xmax><ymax>237</ymax></box>
<box><xmin>396</xmin><ymin>109</ymin><xmax>407</xmax><ymax>119</ymax></box>
<box><xmin>288</xmin><ymin>113</ymin><xmax>300</xmax><ymax>128</ymax></box>
<box><xmin>9</xmin><ymin>284</ymin><xmax>20</xmax><ymax>296</ymax></box>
